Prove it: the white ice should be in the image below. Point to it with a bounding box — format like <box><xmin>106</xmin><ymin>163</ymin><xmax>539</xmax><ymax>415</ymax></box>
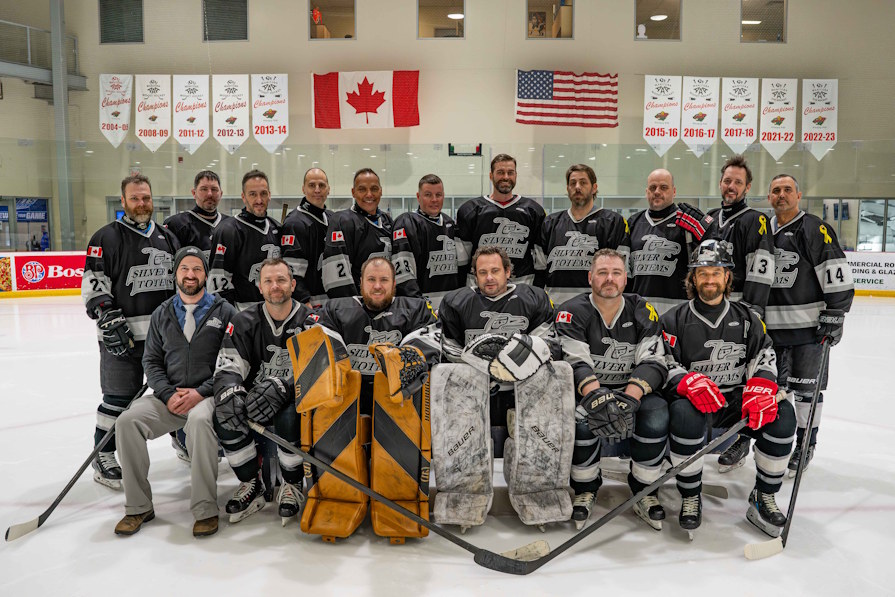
<box><xmin>1</xmin><ymin>296</ymin><xmax>894</xmax><ymax>596</ymax></box>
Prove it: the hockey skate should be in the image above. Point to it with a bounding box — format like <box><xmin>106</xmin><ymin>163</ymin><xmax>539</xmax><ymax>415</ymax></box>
<box><xmin>171</xmin><ymin>431</ymin><xmax>190</xmax><ymax>464</ymax></box>
<box><xmin>571</xmin><ymin>491</ymin><xmax>595</xmax><ymax>530</ymax></box>
<box><xmin>92</xmin><ymin>451</ymin><xmax>122</xmax><ymax>489</ymax></box>
<box><xmin>746</xmin><ymin>487</ymin><xmax>785</xmax><ymax>538</ymax></box>
<box><xmin>717</xmin><ymin>435</ymin><xmax>750</xmax><ymax>473</ymax></box>
<box><xmin>226</xmin><ymin>476</ymin><xmax>266</xmax><ymax>523</ymax></box>
<box><xmin>679</xmin><ymin>494</ymin><xmax>702</xmax><ymax>540</ymax></box>
<box><xmin>633</xmin><ymin>493</ymin><xmax>665</xmax><ymax>531</ymax></box>
<box><xmin>277</xmin><ymin>482</ymin><xmax>305</xmax><ymax>526</ymax></box>
<box><xmin>787</xmin><ymin>444</ymin><xmax>814</xmax><ymax>478</ymax></box>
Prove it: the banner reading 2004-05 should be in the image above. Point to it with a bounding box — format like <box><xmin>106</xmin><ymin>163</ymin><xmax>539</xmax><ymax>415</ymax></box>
<box><xmin>99</xmin><ymin>74</ymin><xmax>132</xmax><ymax>148</ymax></box>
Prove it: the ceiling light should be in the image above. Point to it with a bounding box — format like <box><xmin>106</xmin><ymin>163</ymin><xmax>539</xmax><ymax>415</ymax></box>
<box><xmin>742</xmin><ymin>20</ymin><xmax>762</xmax><ymax>25</ymax></box>
<box><xmin>447</xmin><ymin>13</ymin><xmax>464</xmax><ymax>20</ymax></box>
<box><xmin>650</xmin><ymin>14</ymin><xmax>668</xmax><ymax>21</ymax></box>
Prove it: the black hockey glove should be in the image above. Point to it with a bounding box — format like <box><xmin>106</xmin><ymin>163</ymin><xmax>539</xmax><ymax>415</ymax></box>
<box><xmin>675</xmin><ymin>202</ymin><xmax>713</xmax><ymax>241</ymax></box>
<box><xmin>97</xmin><ymin>308</ymin><xmax>134</xmax><ymax>357</ymax></box>
<box><xmin>577</xmin><ymin>388</ymin><xmax>640</xmax><ymax>441</ymax></box>
<box><xmin>816</xmin><ymin>309</ymin><xmax>845</xmax><ymax>346</ymax></box>
<box><xmin>246</xmin><ymin>377</ymin><xmax>294</xmax><ymax>426</ymax></box>
<box><xmin>215</xmin><ymin>385</ymin><xmax>249</xmax><ymax>432</ymax></box>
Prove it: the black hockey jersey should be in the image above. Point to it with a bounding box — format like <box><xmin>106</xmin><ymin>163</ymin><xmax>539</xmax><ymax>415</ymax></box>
<box><xmin>213</xmin><ymin>300</ymin><xmax>316</xmax><ymax>396</ymax></box>
<box><xmin>208</xmin><ymin>209</ymin><xmax>281</xmax><ymax>310</ymax></box>
<box><xmin>555</xmin><ymin>293</ymin><xmax>667</xmax><ymax>396</ymax></box>
<box><xmin>163</xmin><ymin>206</ymin><xmax>230</xmax><ymax>259</ymax></box>
<box><xmin>625</xmin><ymin>204</ymin><xmax>698</xmax><ymax>315</ymax></box>
<box><xmin>660</xmin><ymin>298</ymin><xmax>776</xmax><ymax>394</ymax></box>
<box><xmin>82</xmin><ymin>218</ymin><xmax>180</xmax><ymax>341</ymax></box>
<box><xmin>539</xmin><ymin>207</ymin><xmax>630</xmax><ymax>305</ymax></box>
<box><xmin>281</xmin><ymin>198</ymin><xmax>333</xmax><ymax>306</ymax></box>
<box><xmin>322</xmin><ymin>203</ymin><xmax>393</xmax><ymax>299</ymax></box>
<box><xmin>766</xmin><ymin>211</ymin><xmax>854</xmax><ymax>346</ymax></box>
<box><xmin>392</xmin><ymin>209</ymin><xmax>462</xmax><ymax>308</ymax></box>
<box><xmin>455</xmin><ymin>195</ymin><xmax>546</xmax><ymax>285</ymax></box>
<box><xmin>706</xmin><ymin>201</ymin><xmax>775</xmax><ymax>312</ymax></box>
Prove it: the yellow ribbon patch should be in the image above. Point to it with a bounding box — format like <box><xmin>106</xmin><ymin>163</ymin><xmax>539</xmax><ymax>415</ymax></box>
<box><xmin>758</xmin><ymin>215</ymin><xmax>767</xmax><ymax>235</ymax></box>
<box><xmin>819</xmin><ymin>225</ymin><xmax>832</xmax><ymax>244</ymax></box>
<box><xmin>624</xmin><ymin>218</ymin><xmax>630</xmax><ymax>235</ymax></box>
<box><xmin>645</xmin><ymin>302</ymin><xmax>658</xmax><ymax>322</ymax></box>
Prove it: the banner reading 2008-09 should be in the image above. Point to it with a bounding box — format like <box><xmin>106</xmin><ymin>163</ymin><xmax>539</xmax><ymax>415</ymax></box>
<box><xmin>134</xmin><ymin>75</ymin><xmax>171</xmax><ymax>152</ymax></box>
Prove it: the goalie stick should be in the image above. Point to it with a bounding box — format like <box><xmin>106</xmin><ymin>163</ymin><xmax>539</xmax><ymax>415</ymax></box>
<box><xmin>744</xmin><ymin>341</ymin><xmax>830</xmax><ymax>561</ymax></box>
<box><xmin>6</xmin><ymin>383</ymin><xmax>149</xmax><ymax>542</ymax></box>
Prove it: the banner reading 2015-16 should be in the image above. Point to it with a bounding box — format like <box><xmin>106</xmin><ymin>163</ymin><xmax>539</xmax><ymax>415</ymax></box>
<box><xmin>643</xmin><ymin>75</ymin><xmax>681</xmax><ymax>157</ymax></box>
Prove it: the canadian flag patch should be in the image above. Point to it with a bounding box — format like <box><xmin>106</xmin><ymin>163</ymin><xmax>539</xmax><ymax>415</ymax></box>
<box><xmin>331</xmin><ymin>231</ymin><xmax>345</xmax><ymax>243</ymax></box>
<box><xmin>556</xmin><ymin>311</ymin><xmax>573</xmax><ymax>324</ymax></box>
<box><xmin>307</xmin><ymin>313</ymin><xmax>320</xmax><ymax>323</ymax></box>
<box><xmin>225</xmin><ymin>322</ymin><xmax>234</xmax><ymax>336</ymax></box>
<box><xmin>215</xmin><ymin>244</ymin><xmax>226</xmax><ymax>255</ymax></box>
<box><xmin>662</xmin><ymin>331</ymin><xmax>677</xmax><ymax>347</ymax></box>
<box><xmin>393</xmin><ymin>228</ymin><xmax>407</xmax><ymax>240</ymax></box>
<box><xmin>87</xmin><ymin>246</ymin><xmax>103</xmax><ymax>258</ymax></box>
<box><xmin>281</xmin><ymin>235</ymin><xmax>295</xmax><ymax>246</ymax></box>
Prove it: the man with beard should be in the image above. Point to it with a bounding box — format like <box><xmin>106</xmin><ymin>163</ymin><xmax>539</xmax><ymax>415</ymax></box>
<box><xmin>456</xmin><ymin>153</ymin><xmax>547</xmax><ymax>286</ymax></box>
<box><xmin>660</xmin><ymin>239</ymin><xmax>795</xmax><ymax>539</ymax></box>
<box><xmin>213</xmin><ymin>258</ymin><xmax>317</xmax><ymax>524</ymax></box>
<box><xmin>322</xmin><ymin>168</ymin><xmax>393</xmax><ymax>299</ymax></box>
<box><xmin>163</xmin><ymin>170</ymin><xmax>230</xmax><ymax>260</ymax></box>
<box><xmin>392</xmin><ymin>174</ymin><xmax>462</xmax><ymax>309</ymax></box>
<box><xmin>208</xmin><ymin>169</ymin><xmax>281</xmax><ymax>310</ymax></box>
<box><xmin>281</xmin><ymin>167</ymin><xmax>333</xmax><ymax>308</ymax></box>
<box><xmin>540</xmin><ymin>164</ymin><xmax>629</xmax><ymax>304</ymax></box>
<box><xmin>554</xmin><ymin>248</ymin><xmax>668</xmax><ymax>529</ymax></box>
<box><xmin>82</xmin><ymin>174</ymin><xmax>180</xmax><ymax>488</ymax></box>
<box><xmin>114</xmin><ymin>246</ymin><xmax>236</xmax><ymax>537</ymax></box>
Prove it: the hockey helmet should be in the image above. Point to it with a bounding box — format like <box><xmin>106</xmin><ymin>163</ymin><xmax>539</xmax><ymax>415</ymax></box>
<box><xmin>688</xmin><ymin>239</ymin><xmax>734</xmax><ymax>268</ymax></box>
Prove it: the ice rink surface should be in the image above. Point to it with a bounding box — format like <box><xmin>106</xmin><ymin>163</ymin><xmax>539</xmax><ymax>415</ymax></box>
<box><xmin>1</xmin><ymin>295</ymin><xmax>894</xmax><ymax>596</ymax></box>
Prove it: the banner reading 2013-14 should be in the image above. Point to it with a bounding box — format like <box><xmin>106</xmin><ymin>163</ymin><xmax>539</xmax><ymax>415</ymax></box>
<box><xmin>643</xmin><ymin>75</ymin><xmax>681</xmax><ymax>157</ymax></box>
<box><xmin>251</xmin><ymin>74</ymin><xmax>289</xmax><ymax>153</ymax></box>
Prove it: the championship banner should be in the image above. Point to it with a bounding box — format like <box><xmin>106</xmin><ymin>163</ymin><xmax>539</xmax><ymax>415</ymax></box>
<box><xmin>99</xmin><ymin>74</ymin><xmax>132</xmax><ymax>148</ymax></box>
<box><xmin>172</xmin><ymin>75</ymin><xmax>209</xmax><ymax>155</ymax></box>
<box><xmin>643</xmin><ymin>75</ymin><xmax>681</xmax><ymax>157</ymax></box>
<box><xmin>759</xmin><ymin>78</ymin><xmax>797</xmax><ymax>160</ymax></box>
<box><xmin>251</xmin><ymin>74</ymin><xmax>289</xmax><ymax>153</ymax></box>
<box><xmin>213</xmin><ymin>75</ymin><xmax>250</xmax><ymax>154</ymax></box>
<box><xmin>802</xmin><ymin>79</ymin><xmax>838</xmax><ymax>160</ymax></box>
<box><xmin>134</xmin><ymin>75</ymin><xmax>171</xmax><ymax>152</ymax></box>
<box><xmin>721</xmin><ymin>78</ymin><xmax>758</xmax><ymax>154</ymax></box>
<box><xmin>681</xmin><ymin>77</ymin><xmax>719</xmax><ymax>157</ymax></box>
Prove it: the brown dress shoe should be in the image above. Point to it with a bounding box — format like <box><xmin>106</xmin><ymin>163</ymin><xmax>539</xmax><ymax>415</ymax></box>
<box><xmin>114</xmin><ymin>510</ymin><xmax>155</xmax><ymax>536</ymax></box>
<box><xmin>192</xmin><ymin>515</ymin><xmax>219</xmax><ymax>537</ymax></box>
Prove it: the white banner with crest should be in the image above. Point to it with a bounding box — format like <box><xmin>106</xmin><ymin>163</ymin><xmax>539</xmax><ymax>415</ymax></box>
<box><xmin>251</xmin><ymin>74</ymin><xmax>289</xmax><ymax>153</ymax></box>
<box><xmin>721</xmin><ymin>78</ymin><xmax>758</xmax><ymax>154</ymax></box>
<box><xmin>99</xmin><ymin>74</ymin><xmax>132</xmax><ymax>148</ymax></box>
<box><xmin>172</xmin><ymin>75</ymin><xmax>209</xmax><ymax>154</ymax></box>
<box><xmin>212</xmin><ymin>75</ymin><xmax>250</xmax><ymax>154</ymax></box>
<box><xmin>681</xmin><ymin>76</ymin><xmax>719</xmax><ymax>157</ymax></box>
<box><xmin>801</xmin><ymin>79</ymin><xmax>838</xmax><ymax>160</ymax></box>
<box><xmin>643</xmin><ymin>75</ymin><xmax>681</xmax><ymax>157</ymax></box>
<box><xmin>134</xmin><ymin>75</ymin><xmax>171</xmax><ymax>152</ymax></box>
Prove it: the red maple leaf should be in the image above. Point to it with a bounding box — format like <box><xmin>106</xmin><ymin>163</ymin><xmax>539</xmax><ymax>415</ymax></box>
<box><xmin>345</xmin><ymin>77</ymin><xmax>386</xmax><ymax>124</ymax></box>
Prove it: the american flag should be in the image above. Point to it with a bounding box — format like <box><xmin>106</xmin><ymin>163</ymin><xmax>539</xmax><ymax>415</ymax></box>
<box><xmin>515</xmin><ymin>70</ymin><xmax>618</xmax><ymax>128</ymax></box>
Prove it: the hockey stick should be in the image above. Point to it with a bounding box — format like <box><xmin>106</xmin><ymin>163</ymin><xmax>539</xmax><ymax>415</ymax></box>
<box><xmin>248</xmin><ymin>421</ymin><xmax>549</xmax><ymax>573</ymax></box>
<box><xmin>280</xmin><ymin>202</ymin><xmax>289</xmax><ymax>224</ymax></box>
<box><xmin>744</xmin><ymin>341</ymin><xmax>830</xmax><ymax>560</ymax></box>
<box><xmin>6</xmin><ymin>383</ymin><xmax>149</xmax><ymax>542</ymax></box>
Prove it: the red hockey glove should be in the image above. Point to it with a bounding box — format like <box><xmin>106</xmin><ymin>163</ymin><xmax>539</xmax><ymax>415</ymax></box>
<box><xmin>677</xmin><ymin>372</ymin><xmax>725</xmax><ymax>413</ymax></box>
<box><xmin>675</xmin><ymin>203</ymin><xmax>713</xmax><ymax>241</ymax></box>
<box><xmin>741</xmin><ymin>377</ymin><xmax>779</xmax><ymax>430</ymax></box>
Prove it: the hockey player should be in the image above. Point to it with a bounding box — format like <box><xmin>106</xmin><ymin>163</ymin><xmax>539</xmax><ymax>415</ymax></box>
<box><xmin>213</xmin><ymin>258</ymin><xmax>317</xmax><ymax>523</ymax></box>
<box><xmin>208</xmin><ymin>169</ymin><xmax>281</xmax><ymax>310</ymax></box>
<box><xmin>455</xmin><ymin>153</ymin><xmax>546</xmax><ymax>286</ymax></box>
<box><xmin>114</xmin><ymin>246</ymin><xmax>236</xmax><ymax>537</ymax></box>
<box><xmin>765</xmin><ymin>174</ymin><xmax>853</xmax><ymax>476</ymax></box>
<box><xmin>625</xmin><ymin>169</ymin><xmax>699</xmax><ymax>315</ymax></box>
<box><xmin>540</xmin><ymin>164</ymin><xmax>629</xmax><ymax>304</ymax></box>
<box><xmin>554</xmin><ymin>248</ymin><xmax>669</xmax><ymax>529</ymax></box>
<box><xmin>392</xmin><ymin>174</ymin><xmax>463</xmax><ymax>309</ymax></box>
<box><xmin>82</xmin><ymin>174</ymin><xmax>180</xmax><ymax>488</ymax></box>
<box><xmin>163</xmin><ymin>170</ymin><xmax>230</xmax><ymax>259</ymax></box>
<box><xmin>660</xmin><ymin>239</ymin><xmax>795</xmax><ymax>539</ymax></box>
<box><xmin>281</xmin><ymin>167</ymin><xmax>333</xmax><ymax>308</ymax></box>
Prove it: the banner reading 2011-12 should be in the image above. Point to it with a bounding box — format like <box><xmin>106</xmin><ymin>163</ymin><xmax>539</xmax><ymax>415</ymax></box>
<box><xmin>172</xmin><ymin>75</ymin><xmax>209</xmax><ymax>155</ymax></box>
<box><xmin>212</xmin><ymin>75</ymin><xmax>250</xmax><ymax>154</ymax></box>
<box><xmin>643</xmin><ymin>75</ymin><xmax>681</xmax><ymax>157</ymax></box>
<box><xmin>721</xmin><ymin>78</ymin><xmax>758</xmax><ymax>154</ymax></box>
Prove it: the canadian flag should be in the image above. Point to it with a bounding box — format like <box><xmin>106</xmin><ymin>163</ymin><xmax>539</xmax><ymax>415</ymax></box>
<box><xmin>556</xmin><ymin>311</ymin><xmax>573</xmax><ymax>324</ymax></box>
<box><xmin>87</xmin><ymin>246</ymin><xmax>103</xmax><ymax>258</ymax></box>
<box><xmin>662</xmin><ymin>331</ymin><xmax>677</xmax><ymax>347</ymax></box>
<box><xmin>215</xmin><ymin>244</ymin><xmax>227</xmax><ymax>255</ymax></box>
<box><xmin>281</xmin><ymin>235</ymin><xmax>295</xmax><ymax>246</ymax></box>
<box><xmin>312</xmin><ymin>71</ymin><xmax>419</xmax><ymax>129</ymax></box>
<box><xmin>393</xmin><ymin>228</ymin><xmax>407</xmax><ymax>240</ymax></box>
<box><xmin>225</xmin><ymin>322</ymin><xmax>234</xmax><ymax>335</ymax></box>
<box><xmin>331</xmin><ymin>231</ymin><xmax>345</xmax><ymax>243</ymax></box>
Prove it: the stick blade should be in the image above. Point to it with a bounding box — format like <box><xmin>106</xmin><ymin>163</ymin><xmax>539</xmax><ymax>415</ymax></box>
<box><xmin>500</xmin><ymin>540</ymin><xmax>550</xmax><ymax>562</ymax></box>
<box><xmin>702</xmin><ymin>484</ymin><xmax>729</xmax><ymax>500</ymax></box>
<box><xmin>744</xmin><ymin>536</ymin><xmax>783</xmax><ymax>560</ymax></box>
<box><xmin>6</xmin><ymin>518</ymin><xmax>40</xmax><ymax>542</ymax></box>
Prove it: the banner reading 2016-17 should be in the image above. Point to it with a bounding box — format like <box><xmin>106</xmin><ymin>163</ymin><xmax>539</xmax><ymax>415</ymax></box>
<box><xmin>681</xmin><ymin>77</ymin><xmax>719</xmax><ymax>157</ymax></box>
<box><xmin>721</xmin><ymin>78</ymin><xmax>758</xmax><ymax>154</ymax></box>
<box><xmin>802</xmin><ymin>79</ymin><xmax>838</xmax><ymax>160</ymax></box>
<box><xmin>643</xmin><ymin>75</ymin><xmax>681</xmax><ymax>157</ymax></box>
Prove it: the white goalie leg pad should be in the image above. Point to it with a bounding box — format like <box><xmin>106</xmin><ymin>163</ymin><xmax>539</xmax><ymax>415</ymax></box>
<box><xmin>504</xmin><ymin>362</ymin><xmax>575</xmax><ymax>526</ymax></box>
<box><xmin>430</xmin><ymin>363</ymin><xmax>493</xmax><ymax>528</ymax></box>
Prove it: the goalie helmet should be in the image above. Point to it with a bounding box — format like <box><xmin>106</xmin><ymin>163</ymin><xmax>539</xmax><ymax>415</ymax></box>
<box><xmin>689</xmin><ymin>239</ymin><xmax>734</xmax><ymax>269</ymax></box>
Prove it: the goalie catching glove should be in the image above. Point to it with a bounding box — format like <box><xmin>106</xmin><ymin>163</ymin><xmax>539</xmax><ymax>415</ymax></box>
<box><xmin>215</xmin><ymin>385</ymin><xmax>248</xmax><ymax>432</ymax></box>
<box><xmin>576</xmin><ymin>387</ymin><xmax>640</xmax><ymax>441</ymax></box>
<box><xmin>741</xmin><ymin>377</ymin><xmax>778</xmax><ymax>430</ymax></box>
<box><xmin>97</xmin><ymin>307</ymin><xmax>134</xmax><ymax>357</ymax></box>
<box><xmin>461</xmin><ymin>333</ymin><xmax>551</xmax><ymax>383</ymax></box>
<box><xmin>369</xmin><ymin>343</ymin><xmax>428</xmax><ymax>403</ymax></box>
<box><xmin>245</xmin><ymin>377</ymin><xmax>294</xmax><ymax>425</ymax></box>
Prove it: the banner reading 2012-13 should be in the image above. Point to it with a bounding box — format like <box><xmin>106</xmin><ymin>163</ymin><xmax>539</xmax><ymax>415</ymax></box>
<box><xmin>212</xmin><ymin>75</ymin><xmax>250</xmax><ymax>154</ymax></box>
<box><xmin>643</xmin><ymin>75</ymin><xmax>681</xmax><ymax>157</ymax></box>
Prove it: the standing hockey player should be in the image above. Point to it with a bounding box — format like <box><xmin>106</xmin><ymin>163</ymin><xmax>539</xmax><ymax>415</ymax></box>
<box><xmin>625</xmin><ymin>169</ymin><xmax>699</xmax><ymax>315</ymax></box>
<box><xmin>322</xmin><ymin>168</ymin><xmax>393</xmax><ymax>299</ymax></box>
<box><xmin>661</xmin><ymin>239</ymin><xmax>795</xmax><ymax>539</ymax></box>
<box><xmin>555</xmin><ymin>248</ymin><xmax>669</xmax><ymax>529</ymax></box>
<box><xmin>392</xmin><ymin>174</ymin><xmax>462</xmax><ymax>309</ymax></box>
<box><xmin>455</xmin><ymin>153</ymin><xmax>546</xmax><ymax>286</ymax></box>
<box><xmin>765</xmin><ymin>174</ymin><xmax>853</xmax><ymax>476</ymax></box>
<box><xmin>540</xmin><ymin>164</ymin><xmax>629</xmax><ymax>304</ymax></box>
<box><xmin>213</xmin><ymin>257</ymin><xmax>317</xmax><ymax>524</ymax></box>
<box><xmin>82</xmin><ymin>174</ymin><xmax>180</xmax><ymax>488</ymax></box>
<box><xmin>281</xmin><ymin>167</ymin><xmax>333</xmax><ymax>308</ymax></box>
<box><xmin>115</xmin><ymin>246</ymin><xmax>236</xmax><ymax>537</ymax></box>
<box><xmin>208</xmin><ymin>169</ymin><xmax>281</xmax><ymax>310</ymax></box>
<box><xmin>163</xmin><ymin>170</ymin><xmax>230</xmax><ymax>259</ymax></box>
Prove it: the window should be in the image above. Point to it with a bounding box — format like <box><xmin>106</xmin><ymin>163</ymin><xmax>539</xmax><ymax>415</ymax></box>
<box><xmin>418</xmin><ymin>0</ymin><xmax>464</xmax><ymax>39</ymax></box>
<box><xmin>634</xmin><ymin>0</ymin><xmax>681</xmax><ymax>41</ymax></box>
<box><xmin>310</xmin><ymin>1</ymin><xmax>356</xmax><ymax>40</ymax></box>
<box><xmin>203</xmin><ymin>0</ymin><xmax>248</xmax><ymax>41</ymax></box>
<box><xmin>99</xmin><ymin>0</ymin><xmax>144</xmax><ymax>44</ymax></box>
<box><xmin>741</xmin><ymin>0</ymin><xmax>786</xmax><ymax>43</ymax></box>
<box><xmin>527</xmin><ymin>0</ymin><xmax>573</xmax><ymax>39</ymax></box>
